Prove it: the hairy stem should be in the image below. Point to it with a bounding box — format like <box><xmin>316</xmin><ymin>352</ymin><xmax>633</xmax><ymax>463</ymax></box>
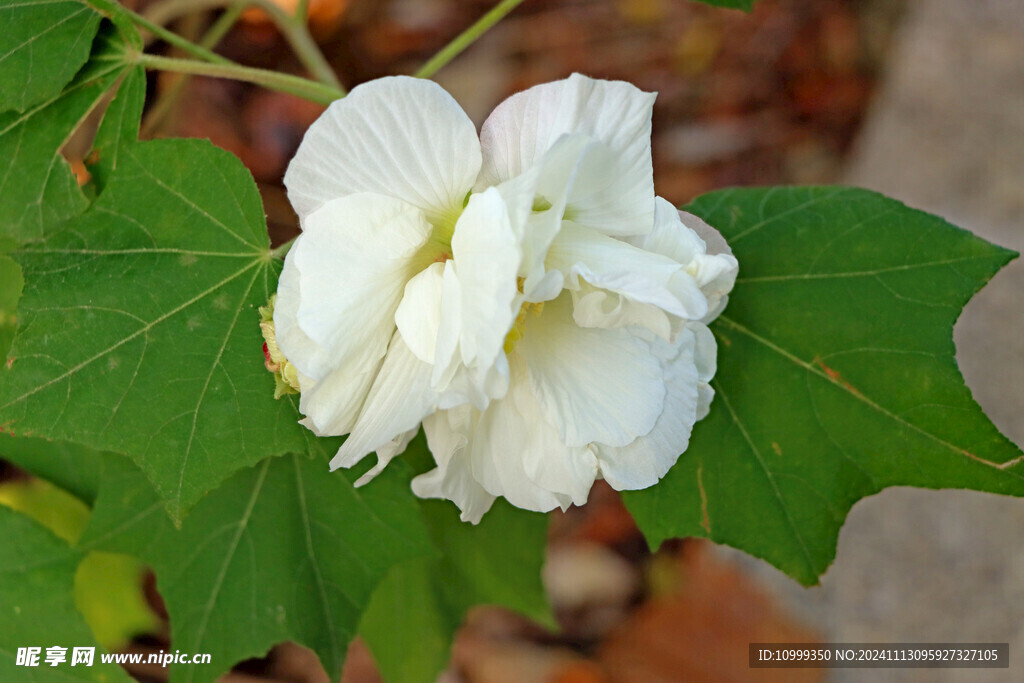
<box><xmin>142</xmin><ymin>0</ymin><xmax>343</xmax><ymax>92</ymax></box>
<box><xmin>136</xmin><ymin>54</ymin><xmax>344</xmax><ymax>104</ymax></box>
<box><xmin>415</xmin><ymin>0</ymin><xmax>526</xmax><ymax>79</ymax></box>
<box><xmin>249</xmin><ymin>0</ymin><xmax>343</xmax><ymax>91</ymax></box>
<box><xmin>88</xmin><ymin>0</ymin><xmax>233</xmax><ymax>64</ymax></box>
<box><xmin>141</xmin><ymin>2</ymin><xmax>248</xmax><ymax>137</ymax></box>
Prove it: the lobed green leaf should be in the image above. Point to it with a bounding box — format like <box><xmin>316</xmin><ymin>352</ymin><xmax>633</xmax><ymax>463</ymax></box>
<box><xmin>625</xmin><ymin>187</ymin><xmax>1024</xmax><ymax>584</ymax></box>
<box><xmin>0</xmin><ymin>28</ymin><xmax>133</xmax><ymax>244</ymax></box>
<box><xmin>0</xmin><ymin>138</ymin><xmax>317</xmax><ymax>520</ymax></box>
<box><xmin>0</xmin><ymin>505</ymin><xmax>131</xmax><ymax>681</ymax></box>
<box><xmin>80</xmin><ymin>448</ymin><xmax>435</xmax><ymax>683</ymax></box>
<box><xmin>361</xmin><ymin>486</ymin><xmax>552</xmax><ymax>683</ymax></box>
<box><xmin>0</xmin><ymin>0</ymin><xmax>102</xmax><ymax>113</ymax></box>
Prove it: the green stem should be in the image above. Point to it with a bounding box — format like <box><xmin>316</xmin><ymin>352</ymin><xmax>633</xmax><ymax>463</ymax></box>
<box><xmin>271</xmin><ymin>236</ymin><xmax>297</xmax><ymax>260</ymax></box>
<box><xmin>249</xmin><ymin>0</ymin><xmax>343</xmax><ymax>91</ymax></box>
<box><xmin>415</xmin><ymin>0</ymin><xmax>526</xmax><ymax>79</ymax></box>
<box><xmin>143</xmin><ymin>0</ymin><xmax>343</xmax><ymax>93</ymax></box>
<box><xmin>88</xmin><ymin>0</ymin><xmax>233</xmax><ymax>65</ymax></box>
<box><xmin>143</xmin><ymin>0</ymin><xmax>230</xmax><ymax>27</ymax></box>
<box><xmin>199</xmin><ymin>1</ymin><xmax>249</xmax><ymax>46</ymax></box>
<box><xmin>136</xmin><ymin>53</ymin><xmax>344</xmax><ymax>104</ymax></box>
<box><xmin>141</xmin><ymin>2</ymin><xmax>248</xmax><ymax>137</ymax></box>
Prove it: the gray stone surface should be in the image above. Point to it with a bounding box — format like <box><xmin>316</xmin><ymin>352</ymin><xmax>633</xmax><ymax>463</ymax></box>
<box><xmin>721</xmin><ymin>2</ymin><xmax>1024</xmax><ymax>681</ymax></box>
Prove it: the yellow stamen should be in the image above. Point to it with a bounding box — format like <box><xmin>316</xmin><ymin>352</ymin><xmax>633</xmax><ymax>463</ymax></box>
<box><xmin>503</xmin><ymin>300</ymin><xmax>544</xmax><ymax>354</ymax></box>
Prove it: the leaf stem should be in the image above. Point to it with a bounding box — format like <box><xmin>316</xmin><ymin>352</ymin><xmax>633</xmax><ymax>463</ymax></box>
<box><xmin>141</xmin><ymin>0</ymin><xmax>343</xmax><ymax>93</ymax></box>
<box><xmin>141</xmin><ymin>2</ymin><xmax>249</xmax><ymax>137</ymax></box>
<box><xmin>249</xmin><ymin>0</ymin><xmax>343</xmax><ymax>92</ymax></box>
<box><xmin>414</xmin><ymin>0</ymin><xmax>526</xmax><ymax>79</ymax></box>
<box><xmin>271</xmin><ymin>236</ymin><xmax>297</xmax><ymax>260</ymax></box>
<box><xmin>88</xmin><ymin>0</ymin><xmax>234</xmax><ymax>65</ymax></box>
<box><xmin>135</xmin><ymin>54</ymin><xmax>344</xmax><ymax>105</ymax></box>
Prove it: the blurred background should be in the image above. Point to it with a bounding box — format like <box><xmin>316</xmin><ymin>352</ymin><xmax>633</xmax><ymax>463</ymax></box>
<box><xmin>19</xmin><ymin>0</ymin><xmax>1024</xmax><ymax>680</ymax></box>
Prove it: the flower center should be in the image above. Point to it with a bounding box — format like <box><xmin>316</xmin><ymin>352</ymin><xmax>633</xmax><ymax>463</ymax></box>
<box><xmin>503</xmin><ymin>299</ymin><xmax>544</xmax><ymax>354</ymax></box>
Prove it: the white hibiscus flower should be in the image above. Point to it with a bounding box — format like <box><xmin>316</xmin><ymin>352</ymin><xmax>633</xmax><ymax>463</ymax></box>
<box><xmin>274</xmin><ymin>73</ymin><xmax>738</xmax><ymax>522</ymax></box>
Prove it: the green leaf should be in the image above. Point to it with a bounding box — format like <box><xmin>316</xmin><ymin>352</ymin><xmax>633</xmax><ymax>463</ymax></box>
<box><xmin>0</xmin><ymin>434</ymin><xmax>104</xmax><ymax>505</ymax></box>
<box><xmin>80</xmin><ymin>449</ymin><xmax>435</xmax><ymax>683</ymax></box>
<box><xmin>0</xmin><ymin>251</ymin><xmax>21</xmax><ymax>362</ymax></box>
<box><xmin>0</xmin><ymin>28</ymin><xmax>130</xmax><ymax>243</ymax></box>
<box><xmin>0</xmin><ymin>138</ymin><xmax>314</xmax><ymax>520</ymax></box>
<box><xmin>419</xmin><ymin>498</ymin><xmax>553</xmax><ymax>628</ymax></box>
<box><xmin>0</xmin><ymin>505</ymin><xmax>131</xmax><ymax>681</ymax></box>
<box><xmin>360</xmin><ymin>558</ymin><xmax>456</xmax><ymax>683</ymax></box>
<box><xmin>0</xmin><ymin>476</ymin><xmax>158</xmax><ymax>651</ymax></box>
<box><xmin>624</xmin><ymin>187</ymin><xmax>1024</xmax><ymax>585</ymax></box>
<box><xmin>0</xmin><ymin>0</ymin><xmax>102</xmax><ymax>113</ymax></box>
<box><xmin>85</xmin><ymin>65</ymin><xmax>145</xmax><ymax>192</ymax></box>
<box><xmin>362</xmin><ymin>440</ymin><xmax>552</xmax><ymax>683</ymax></box>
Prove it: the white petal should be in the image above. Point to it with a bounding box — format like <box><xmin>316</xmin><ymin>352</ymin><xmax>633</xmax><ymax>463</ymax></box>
<box><xmin>690</xmin><ymin>321</ymin><xmax>717</xmax><ymax>420</ymax></box>
<box><xmin>680</xmin><ymin>209</ymin><xmax>734</xmax><ymax>258</ymax></box>
<box><xmin>273</xmin><ymin>242</ymin><xmax>335</xmax><ymax>380</ymax></box>
<box><xmin>366</xmin><ymin>427</ymin><xmax>419</xmax><ymax>485</ymax></box>
<box><xmin>547</xmin><ymin>221</ymin><xmax>708</xmax><ymax>321</ymax></box>
<box><xmin>418</xmin><ymin>358</ymin><xmax>599</xmax><ymax>515</ymax></box>
<box><xmin>330</xmin><ymin>331</ymin><xmax>437</xmax><ymax>477</ymax></box>
<box><xmin>447</xmin><ymin>187</ymin><xmax>521</xmax><ymax>369</ymax></box>
<box><xmin>489</xmin><ymin>133</ymin><xmax>587</xmax><ymax>301</ymax></box>
<box><xmin>413</xmin><ymin>408</ymin><xmax>496</xmax><ymax>523</ymax></box>
<box><xmin>285</xmin><ymin>76</ymin><xmax>481</xmax><ymax>227</ymax></box>
<box><xmin>429</xmin><ymin>189</ymin><xmax>521</xmax><ymax>408</ymax></box>
<box><xmin>297</xmin><ymin>361</ymin><xmax>381</xmax><ymax>436</ymax></box>
<box><xmin>477</xmin><ymin>73</ymin><xmax>651</xmax><ymax>205</ymax></box>
<box><xmin>395</xmin><ymin>262</ymin><xmax>445</xmax><ymax>364</ymax></box>
<box><xmin>467</xmin><ymin>376</ymin><xmax>589</xmax><ymax>512</ymax></box>
<box><xmin>690</xmin><ymin>253</ymin><xmax>738</xmax><ymax>324</ymax></box>
<box><xmin>594</xmin><ymin>327</ymin><xmax>700</xmax><ymax>490</ymax></box>
<box><xmin>634</xmin><ymin>197</ymin><xmax>707</xmax><ymax>265</ymax></box>
<box><xmin>478</xmin><ymin>75</ymin><xmax>656</xmax><ymax>238</ymax></box>
<box><xmin>560</xmin><ymin>140</ymin><xmax>656</xmax><ymax>237</ymax></box>
<box><xmin>292</xmin><ymin>193</ymin><xmax>432</xmax><ymax>380</ymax></box>
<box><xmin>570</xmin><ymin>282</ymin><xmax>673</xmax><ymax>340</ymax></box>
<box><xmin>508</xmin><ymin>358</ymin><xmax>598</xmax><ymax>505</ymax></box>
<box><xmin>638</xmin><ymin>201</ymin><xmax>739</xmax><ymax>324</ymax></box>
<box><xmin>516</xmin><ymin>294</ymin><xmax>665</xmax><ymax>448</ymax></box>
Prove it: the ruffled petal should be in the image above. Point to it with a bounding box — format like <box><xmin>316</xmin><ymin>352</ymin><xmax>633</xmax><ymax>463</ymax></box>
<box><xmin>413</xmin><ymin>408</ymin><xmax>496</xmax><ymax>523</ymax></box>
<box><xmin>273</xmin><ymin>242</ymin><xmax>335</xmax><ymax>380</ymax></box>
<box><xmin>690</xmin><ymin>321</ymin><xmax>717</xmax><ymax>420</ymax></box>
<box><xmin>478</xmin><ymin>74</ymin><xmax>656</xmax><ymax>236</ymax></box>
<box><xmin>570</xmin><ymin>282</ymin><xmax>673</xmax><ymax>340</ymax></box>
<box><xmin>547</xmin><ymin>221</ymin><xmax>709</xmax><ymax>322</ymax></box>
<box><xmin>466</xmin><ymin>359</ymin><xmax>595</xmax><ymax>512</ymax></box>
<box><xmin>447</xmin><ymin>187</ymin><xmax>521</xmax><ymax>370</ymax></box>
<box><xmin>429</xmin><ymin>188</ymin><xmax>522</xmax><ymax>409</ymax></box>
<box><xmin>633</xmin><ymin>197</ymin><xmax>706</xmax><ymax>265</ymax></box>
<box><xmin>430</xmin><ymin>262</ymin><xmax>510</xmax><ymax>411</ymax></box>
<box><xmin>329</xmin><ymin>330</ymin><xmax>438</xmax><ymax>478</ymax></box>
<box><xmin>516</xmin><ymin>294</ymin><xmax>665</xmax><ymax>448</ymax></box>
<box><xmin>285</xmin><ymin>76</ymin><xmax>482</xmax><ymax>227</ymax></box>
<box><xmin>395</xmin><ymin>261</ymin><xmax>445</xmax><ymax>364</ymax></box>
<box><xmin>487</xmin><ymin>133</ymin><xmax>592</xmax><ymax>302</ymax></box>
<box><xmin>297</xmin><ymin>361</ymin><xmax>381</xmax><ymax>436</ymax></box>
<box><xmin>290</xmin><ymin>192</ymin><xmax>432</xmax><ymax>381</ymax></box>
<box><xmin>636</xmin><ymin>200</ymin><xmax>738</xmax><ymax>324</ymax></box>
<box><xmin>593</xmin><ymin>327</ymin><xmax>700</xmax><ymax>490</ymax></box>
